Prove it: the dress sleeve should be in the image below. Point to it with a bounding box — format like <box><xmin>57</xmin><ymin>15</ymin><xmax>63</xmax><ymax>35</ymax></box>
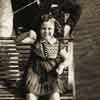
<box><xmin>16</xmin><ymin>32</ymin><xmax>29</xmax><ymax>43</ymax></box>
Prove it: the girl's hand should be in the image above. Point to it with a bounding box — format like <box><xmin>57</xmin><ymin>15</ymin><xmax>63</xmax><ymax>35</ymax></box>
<box><xmin>56</xmin><ymin>64</ymin><xmax>65</xmax><ymax>75</ymax></box>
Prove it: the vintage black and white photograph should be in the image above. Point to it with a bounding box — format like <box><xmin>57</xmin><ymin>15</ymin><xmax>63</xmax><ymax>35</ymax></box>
<box><xmin>0</xmin><ymin>0</ymin><xmax>100</xmax><ymax>100</ymax></box>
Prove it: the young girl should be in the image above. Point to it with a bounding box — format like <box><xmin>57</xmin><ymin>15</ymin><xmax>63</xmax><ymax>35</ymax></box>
<box><xmin>25</xmin><ymin>14</ymin><xmax>71</xmax><ymax>100</ymax></box>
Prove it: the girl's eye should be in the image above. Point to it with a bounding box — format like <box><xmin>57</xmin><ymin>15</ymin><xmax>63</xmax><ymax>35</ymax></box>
<box><xmin>48</xmin><ymin>28</ymin><xmax>51</xmax><ymax>30</ymax></box>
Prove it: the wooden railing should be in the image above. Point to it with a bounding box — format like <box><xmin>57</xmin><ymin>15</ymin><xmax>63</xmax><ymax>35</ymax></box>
<box><xmin>0</xmin><ymin>37</ymin><xmax>75</xmax><ymax>100</ymax></box>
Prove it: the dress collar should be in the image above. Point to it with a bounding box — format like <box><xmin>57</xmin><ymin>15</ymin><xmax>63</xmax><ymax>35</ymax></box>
<box><xmin>40</xmin><ymin>38</ymin><xmax>58</xmax><ymax>45</ymax></box>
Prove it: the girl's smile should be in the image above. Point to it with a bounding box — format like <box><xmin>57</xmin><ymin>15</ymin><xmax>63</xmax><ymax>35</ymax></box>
<box><xmin>40</xmin><ymin>21</ymin><xmax>55</xmax><ymax>40</ymax></box>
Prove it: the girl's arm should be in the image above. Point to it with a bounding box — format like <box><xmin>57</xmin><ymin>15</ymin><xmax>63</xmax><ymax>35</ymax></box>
<box><xmin>56</xmin><ymin>47</ymin><xmax>71</xmax><ymax>75</ymax></box>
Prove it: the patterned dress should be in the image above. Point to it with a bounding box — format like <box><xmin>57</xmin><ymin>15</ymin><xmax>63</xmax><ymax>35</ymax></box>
<box><xmin>26</xmin><ymin>39</ymin><xmax>65</xmax><ymax>96</ymax></box>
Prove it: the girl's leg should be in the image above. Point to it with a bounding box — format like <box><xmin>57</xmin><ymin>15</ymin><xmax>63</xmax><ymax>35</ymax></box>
<box><xmin>49</xmin><ymin>92</ymin><xmax>60</xmax><ymax>100</ymax></box>
<box><xmin>26</xmin><ymin>93</ymin><xmax>38</xmax><ymax>100</ymax></box>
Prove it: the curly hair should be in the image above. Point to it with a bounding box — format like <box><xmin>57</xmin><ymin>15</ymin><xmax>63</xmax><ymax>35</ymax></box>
<box><xmin>37</xmin><ymin>14</ymin><xmax>63</xmax><ymax>38</ymax></box>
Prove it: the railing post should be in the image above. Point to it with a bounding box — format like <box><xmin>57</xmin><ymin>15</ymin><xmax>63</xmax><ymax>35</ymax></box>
<box><xmin>67</xmin><ymin>41</ymin><xmax>76</xmax><ymax>100</ymax></box>
<box><xmin>0</xmin><ymin>0</ymin><xmax>13</xmax><ymax>37</ymax></box>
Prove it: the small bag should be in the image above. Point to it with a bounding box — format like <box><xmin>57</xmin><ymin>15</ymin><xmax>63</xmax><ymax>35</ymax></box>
<box><xmin>40</xmin><ymin>61</ymin><xmax>55</xmax><ymax>72</ymax></box>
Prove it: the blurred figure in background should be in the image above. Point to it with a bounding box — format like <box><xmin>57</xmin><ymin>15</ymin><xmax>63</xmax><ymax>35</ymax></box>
<box><xmin>13</xmin><ymin>0</ymin><xmax>81</xmax><ymax>41</ymax></box>
<box><xmin>29</xmin><ymin>0</ymin><xmax>81</xmax><ymax>38</ymax></box>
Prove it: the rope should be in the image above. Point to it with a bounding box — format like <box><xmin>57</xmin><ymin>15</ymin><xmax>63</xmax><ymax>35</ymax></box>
<box><xmin>1</xmin><ymin>0</ymin><xmax>40</xmax><ymax>16</ymax></box>
<box><xmin>13</xmin><ymin>0</ymin><xmax>38</xmax><ymax>15</ymax></box>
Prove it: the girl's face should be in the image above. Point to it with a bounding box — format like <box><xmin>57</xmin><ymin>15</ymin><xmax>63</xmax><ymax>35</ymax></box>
<box><xmin>40</xmin><ymin>20</ymin><xmax>55</xmax><ymax>40</ymax></box>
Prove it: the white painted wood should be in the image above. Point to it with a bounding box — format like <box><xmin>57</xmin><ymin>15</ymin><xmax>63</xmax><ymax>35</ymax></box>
<box><xmin>0</xmin><ymin>0</ymin><xmax>13</xmax><ymax>37</ymax></box>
